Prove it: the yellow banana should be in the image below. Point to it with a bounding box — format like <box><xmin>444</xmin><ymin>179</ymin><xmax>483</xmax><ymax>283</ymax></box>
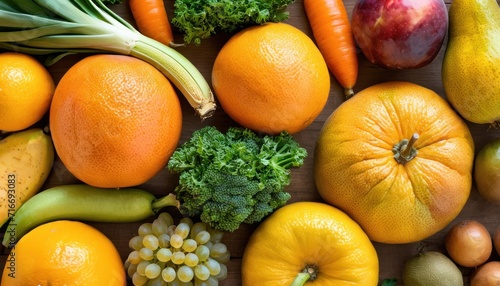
<box><xmin>0</xmin><ymin>128</ymin><xmax>54</xmax><ymax>227</ymax></box>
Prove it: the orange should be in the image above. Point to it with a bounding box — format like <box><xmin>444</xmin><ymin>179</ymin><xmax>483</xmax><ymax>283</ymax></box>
<box><xmin>0</xmin><ymin>52</ymin><xmax>55</xmax><ymax>132</ymax></box>
<box><xmin>211</xmin><ymin>22</ymin><xmax>330</xmax><ymax>135</ymax></box>
<box><xmin>314</xmin><ymin>81</ymin><xmax>475</xmax><ymax>244</ymax></box>
<box><xmin>50</xmin><ymin>54</ymin><xmax>182</xmax><ymax>188</ymax></box>
<box><xmin>1</xmin><ymin>220</ymin><xmax>126</xmax><ymax>285</ymax></box>
<box><xmin>241</xmin><ymin>201</ymin><xmax>379</xmax><ymax>285</ymax></box>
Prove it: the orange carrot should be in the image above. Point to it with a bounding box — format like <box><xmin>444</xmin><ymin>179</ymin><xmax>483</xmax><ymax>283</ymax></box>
<box><xmin>129</xmin><ymin>0</ymin><xmax>180</xmax><ymax>47</ymax></box>
<box><xmin>304</xmin><ymin>0</ymin><xmax>358</xmax><ymax>98</ymax></box>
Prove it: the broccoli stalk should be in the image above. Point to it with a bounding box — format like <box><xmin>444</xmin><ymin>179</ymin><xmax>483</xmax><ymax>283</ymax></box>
<box><xmin>171</xmin><ymin>0</ymin><xmax>296</xmax><ymax>45</ymax></box>
<box><xmin>167</xmin><ymin>126</ymin><xmax>307</xmax><ymax>232</ymax></box>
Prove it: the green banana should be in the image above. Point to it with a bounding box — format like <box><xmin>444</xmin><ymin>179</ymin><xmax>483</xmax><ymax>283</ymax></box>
<box><xmin>2</xmin><ymin>184</ymin><xmax>180</xmax><ymax>247</ymax></box>
<box><xmin>0</xmin><ymin>128</ymin><xmax>54</xmax><ymax>228</ymax></box>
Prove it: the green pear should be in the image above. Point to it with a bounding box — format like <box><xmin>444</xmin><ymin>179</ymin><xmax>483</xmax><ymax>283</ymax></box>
<box><xmin>442</xmin><ymin>0</ymin><xmax>500</xmax><ymax>125</ymax></box>
<box><xmin>0</xmin><ymin>129</ymin><xmax>54</xmax><ymax>227</ymax></box>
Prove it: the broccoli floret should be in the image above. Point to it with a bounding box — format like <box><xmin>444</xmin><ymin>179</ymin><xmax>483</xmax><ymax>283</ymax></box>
<box><xmin>167</xmin><ymin>126</ymin><xmax>307</xmax><ymax>232</ymax></box>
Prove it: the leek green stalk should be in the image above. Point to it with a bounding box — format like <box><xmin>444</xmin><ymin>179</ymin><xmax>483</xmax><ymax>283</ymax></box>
<box><xmin>0</xmin><ymin>0</ymin><xmax>216</xmax><ymax>120</ymax></box>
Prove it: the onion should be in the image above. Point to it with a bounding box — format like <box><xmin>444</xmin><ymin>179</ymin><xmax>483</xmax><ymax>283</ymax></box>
<box><xmin>494</xmin><ymin>226</ymin><xmax>500</xmax><ymax>256</ymax></box>
<box><xmin>471</xmin><ymin>261</ymin><xmax>500</xmax><ymax>286</ymax></box>
<box><xmin>444</xmin><ymin>220</ymin><xmax>492</xmax><ymax>267</ymax></box>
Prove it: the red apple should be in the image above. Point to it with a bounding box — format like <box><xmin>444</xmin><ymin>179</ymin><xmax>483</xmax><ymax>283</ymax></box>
<box><xmin>351</xmin><ymin>0</ymin><xmax>448</xmax><ymax>69</ymax></box>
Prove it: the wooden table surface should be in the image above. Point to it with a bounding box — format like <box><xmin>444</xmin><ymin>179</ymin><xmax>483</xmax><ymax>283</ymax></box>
<box><xmin>1</xmin><ymin>0</ymin><xmax>500</xmax><ymax>285</ymax></box>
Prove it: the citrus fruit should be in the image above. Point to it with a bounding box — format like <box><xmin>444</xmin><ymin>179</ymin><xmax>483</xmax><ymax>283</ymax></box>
<box><xmin>241</xmin><ymin>201</ymin><xmax>379</xmax><ymax>285</ymax></box>
<box><xmin>1</xmin><ymin>220</ymin><xmax>126</xmax><ymax>285</ymax></box>
<box><xmin>402</xmin><ymin>251</ymin><xmax>463</xmax><ymax>286</ymax></box>
<box><xmin>314</xmin><ymin>81</ymin><xmax>474</xmax><ymax>244</ymax></box>
<box><xmin>211</xmin><ymin>22</ymin><xmax>330</xmax><ymax>135</ymax></box>
<box><xmin>49</xmin><ymin>54</ymin><xmax>182</xmax><ymax>188</ymax></box>
<box><xmin>474</xmin><ymin>138</ymin><xmax>500</xmax><ymax>204</ymax></box>
<box><xmin>0</xmin><ymin>52</ymin><xmax>55</xmax><ymax>132</ymax></box>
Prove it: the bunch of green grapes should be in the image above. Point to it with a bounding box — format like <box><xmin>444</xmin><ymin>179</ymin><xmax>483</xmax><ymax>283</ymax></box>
<box><xmin>125</xmin><ymin>212</ymin><xmax>230</xmax><ymax>286</ymax></box>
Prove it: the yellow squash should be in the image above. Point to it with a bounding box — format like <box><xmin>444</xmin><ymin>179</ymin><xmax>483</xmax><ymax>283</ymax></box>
<box><xmin>241</xmin><ymin>201</ymin><xmax>379</xmax><ymax>285</ymax></box>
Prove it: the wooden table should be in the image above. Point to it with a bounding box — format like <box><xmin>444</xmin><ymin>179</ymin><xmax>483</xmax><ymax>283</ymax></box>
<box><xmin>1</xmin><ymin>0</ymin><xmax>499</xmax><ymax>285</ymax></box>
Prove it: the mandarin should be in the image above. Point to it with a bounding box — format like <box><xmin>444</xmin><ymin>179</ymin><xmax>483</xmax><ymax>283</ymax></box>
<box><xmin>0</xmin><ymin>52</ymin><xmax>55</xmax><ymax>132</ymax></box>
<box><xmin>212</xmin><ymin>22</ymin><xmax>330</xmax><ymax>135</ymax></box>
<box><xmin>1</xmin><ymin>220</ymin><xmax>126</xmax><ymax>285</ymax></box>
<box><xmin>49</xmin><ymin>54</ymin><xmax>182</xmax><ymax>188</ymax></box>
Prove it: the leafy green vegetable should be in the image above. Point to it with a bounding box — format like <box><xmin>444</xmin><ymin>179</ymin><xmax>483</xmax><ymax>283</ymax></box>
<box><xmin>379</xmin><ymin>278</ymin><xmax>398</xmax><ymax>286</ymax></box>
<box><xmin>171</xmin><ymin>0</ymin><xmax>296</xmax><ymax>44</ymax></box>
<box><xmin>0</xmin><ymin>0</ymin><xmax>216</xmax><ymax>119</ymax></box>
<box><xmin>167</xmin><ymin>126</ymin><xmax>307</xmax><ymax>232</ymax></box>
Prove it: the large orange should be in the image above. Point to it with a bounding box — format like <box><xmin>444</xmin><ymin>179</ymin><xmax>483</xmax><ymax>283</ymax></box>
<box><xmin>0</xmin><ymin>52</ymin><xmax>55</xmax><ymax>132</ymax></box>
<box><xmin>212</xmin><ymin>22</ymin><xmax>330</xmax><ymax>135</ymax></box>
<box><xmin>50</xmin><ymin>54</ymin><xmax>182</xmax><ymax>188</ymax></box>
<box><xmin>1</xmin><ymin>220</ymin><xmax>126</xmax><ymax>285</ymax></box>
<box><xmin>241</xmin><ymin>202</ymin><xmax>379</xmax><ymax>285</ymax></box>
<box><xmin>314</xmin><ymin>81</ymin><xmax>474</xmax><ymax>244</ymax></box>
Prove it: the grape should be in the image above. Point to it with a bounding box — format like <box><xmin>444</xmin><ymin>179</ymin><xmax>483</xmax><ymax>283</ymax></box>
<box><xmin>195</xmin><ymin>245</ymin><xmax>210</xmax><ymax>262</ymax></box>
<box><xmin>179</xmin><ymin>217</ymin><xmax>194</xmax><ymax>227</ymax></box>
<box><xmin>177</xmin><ymin>265</ymin><xmax>194</xmax><ymax>282</ymax></box>
<box><xmin>204</xmin><ymin>259</ymin><xmax>221</xmax><ymax>276</ymax></box>
<box><xmin>194</xmin><ymin>264</ymin><xmax>210</xmax><ymax>281</ymax></box>
<box><xmin>209</xmin><ymin>243</ymin><xmax>227</xmax><ymax>258</ymax></box>
<box><xmin>213</xmin><ymin>251</ymin><xmax>230</xmax><ymax>264</ymax></box>
<box><xmin>161</xmin><ymin>267</ymin><xmax>176</xmax><ymax>282</ymax></box>
<box><xmin>157</xmin><ymin>233</ymin><xmax>170</xmax><ymax>248</ymax></box>
<box><xmin>152</xmin><ymin>218</ymin><xmax>168</xmax><ymax>237</ymax></box>
<box><xmin>170</xmin><ymin>234</ymin><xmax>184</xmax><ymax>249</ymax></box>
<box><xmin>126</xmin><ymin>213</ymin><xmax>229</xmax><ymax>285</ymax></box>
<box><xmin>128</xmin><ymin>250</ymin><xmax>142</xmax><ymax>264</ymax></box>
<box><xmin>127</xmin><ymin>262</ymin><xmax>138</xmax><ymax>278</ymax></box>
<box><xmin>208</xmin><ymin>229</ymin><xmax>224</xmax><ymax>243</ymax></box>
<box><xmin>206</xmin><ymin>276</ymin><xmax>219</xmax><ymax>286</ymax></box>
<box><xmin>156</xmin><ymin>248</ymin><xmax>172</xmax><ymax>262</ymax></box>
<box><xmin>190</xmin><ymin>222</ymin><xmax>206</xmax><ymax>239</ymax></box>
<box><xmin>132</xmin><ymin>271</ymin><xmax>149</xmax><ymax>286</ymax></box>
<box><xmin>143</xmin><ymin>234</ymin><xmax>159</xmax><ymax>250</ymax></box>
<box><xmin>129</xmin><ymin>235</ymin><xmax>144</xmax><ymax>250</ymax></box>
<box><xmin>175</xmin><ymin>222</ymin><xmax>191</xmax><ymax>239</ymax></box>
<box><xmin>147</xmin><ymin>276</ymin><xmax>164</xmax><ymax>286</ymax></box>
<box><xmin>145</xmin><ymin>263</ymin><xmax>161</xmax><ymax>279</ymax></box>
<box><xmin>136</xmin><ymin>260</ymin><xmax>151</xmax><ymax>276</ymax></box>
<box><xmin>171</xmin><ymin>251</ymin><xmax>186</xmax><ymax>264</ymax></box>
<box><xmin>139</xmin><ymin>247</ymin><xmax>154</xmax><ymax>261</ymax></box>
<box><xmin>185</xmin><ymin>253</ymin><xmax>199</xmax><ymax>267</ymax></box>
<box><xmin>195</xmin><ymin>231</ymin><xmax>210</xmax><ymax>245</ymax></box>
<box><xmin>138</xmin><ymin>223</ymin><xmax>153</xmax><ymax>237</ymax></box>
<box><xmin>182</xmin><ymin>239</ymin><xmax>198</xmax><ymax>252</ymax></box>
<box><xmin>215</xmin><ymin>263</ymin><xmax>227</xmax><ymax>280</ymax></box>
<box><xmin>158</xmin><ymin>212</ymin><xmax>174</xmax><ymax>226</ymax></box>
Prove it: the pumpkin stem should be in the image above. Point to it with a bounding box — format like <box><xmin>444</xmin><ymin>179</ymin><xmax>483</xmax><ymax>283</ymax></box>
<box><xmin>290</xmin><ymin>265</ymin><xmax>318</xmax><ymax>286</ymax></box>
<box><xmin>393</xmin><ymin>133</ymin><xmax>419</xmax><ymax>164</ymax></box>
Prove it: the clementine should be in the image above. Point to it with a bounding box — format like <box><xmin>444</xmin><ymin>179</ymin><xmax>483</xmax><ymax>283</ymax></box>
<box><xmin>1</xmin><ymin>220</ymin><xmax>126</xmax><ymax>285</ymax></box>
<box><xmin>0</xmin><ymin>52</ymin><xmax>55</xmax><ymax>132</ymax></box>
<box><xmin>49</xmin><ymin>54</ymin><xmax>182</xmax><ymax>188</ymax></box>
<box><xmin>314</xmin><ymin>81</ymin><xmax>474</xmax><ymax>244</ymax></box>
<box><xmin>211</xmin><ymin>22</ymin><xmax>330</xmax><ymax>135</ymax></box>
<box><xmin>241</xmin><ymin>201</ymin><xmax>379</xmax><ymax>285</ymax></box>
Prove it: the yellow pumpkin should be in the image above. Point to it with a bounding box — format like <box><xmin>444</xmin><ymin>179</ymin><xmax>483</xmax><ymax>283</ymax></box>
<box><xmin>314</xmin><ymin>81</ymin><xmax>474</xmax><ymax>244</ymax></box>
<box><xmin>241</xmin><ymin>201</ymin><xmax>379</xmax><ymax>285</ymax></box>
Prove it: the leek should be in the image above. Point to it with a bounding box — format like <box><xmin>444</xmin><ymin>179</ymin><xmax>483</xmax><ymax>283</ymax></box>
<box><xmin>0</xmin><ymin>0</ymin><xmax>216</xmax><ymax>120</ymax></box>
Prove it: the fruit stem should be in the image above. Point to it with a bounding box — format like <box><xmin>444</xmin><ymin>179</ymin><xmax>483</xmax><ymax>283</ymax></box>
<box><xmin>393</xmin><ymin>133</ymin><xmax>419</xmax><ymax>164</ymax></box>
<box><xmin>290</xmin><ymin>265</ymin><xmax>317</xmax><ymax>286</ymax></box>
<box><xmin>151</xmin><ymin>193</ymin><xmax>180</xmax><ymax>213</ymax></box>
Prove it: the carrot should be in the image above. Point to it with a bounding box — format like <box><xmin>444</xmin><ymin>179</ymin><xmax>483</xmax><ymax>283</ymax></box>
<box><xmin>304</xmin><ymin>0</ymin><xmax>358</xmax><ymax>98</ymax></box>
<box><xmin>129</xmin><ymin>0</ymin><xmax>181</xmax><ymax>47</ymax></box>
